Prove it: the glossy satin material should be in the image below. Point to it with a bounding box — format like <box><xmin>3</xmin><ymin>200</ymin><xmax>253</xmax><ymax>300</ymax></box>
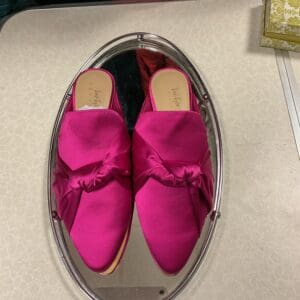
<box><xmin>133</xmin><ymin>69</ymin><xmax>214</xmax><ymax>274</ymax></box>
<box><xmin>53</xmin><ymin>69</ymin><xmax>132</xmax><ymax>272</ymax></box>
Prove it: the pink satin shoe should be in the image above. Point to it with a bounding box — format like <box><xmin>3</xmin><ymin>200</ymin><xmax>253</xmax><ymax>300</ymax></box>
<box><xmin>53</xmin><ymin>68</ymin><xmax>132</xmax><ymax>274</ymax></box>
<box><xmin>133</xmin><ymin>68</ymin><xmax>214</xmax><ymax>274</ymax></box>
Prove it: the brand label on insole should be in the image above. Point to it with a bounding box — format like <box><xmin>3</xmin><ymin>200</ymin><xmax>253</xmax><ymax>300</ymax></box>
<box><xmin>88</xmin><ymin>88</ymin><xmax>104</xmax><ymax>106</ymax></box>
<box><xmin>169</xmin><ymin>88</ymin><xmax>181</xmax><ymax>107</ymax></box>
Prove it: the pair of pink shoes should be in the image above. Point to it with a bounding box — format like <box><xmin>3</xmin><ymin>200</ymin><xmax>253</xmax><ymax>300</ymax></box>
<box><xmin>53</xmin><ymin>68</ymin><xmax>214</xmax><ymax>275</ymax></box>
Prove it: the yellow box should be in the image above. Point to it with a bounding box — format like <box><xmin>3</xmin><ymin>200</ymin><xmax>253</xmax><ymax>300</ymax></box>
<box><xmin>264</xmin><ymin>0</ymin><xmax>300</xmax><ymax>43</ymax></box>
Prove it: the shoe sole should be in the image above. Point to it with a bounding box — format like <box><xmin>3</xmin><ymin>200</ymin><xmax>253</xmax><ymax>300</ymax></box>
<box><xmin>99</xmin><ymin>226</ymin><xmax>130</xmax><ymax>275</ymax></box>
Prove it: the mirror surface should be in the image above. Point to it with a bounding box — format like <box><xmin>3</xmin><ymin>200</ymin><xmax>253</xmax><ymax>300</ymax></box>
<box><xmin>48</xmin><ymin>33</ymin><xmax>222</xmax><ymax>300</ymax></box>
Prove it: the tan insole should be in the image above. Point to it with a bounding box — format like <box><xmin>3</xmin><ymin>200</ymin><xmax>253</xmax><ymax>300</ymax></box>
<box><xmin>151</xmin><ymin>69</ymin><xmax>190</xmax><ymax>111</ymax></box>
<box><xmin>99</xmin><ymin>227</ymin><xmax>129</xmax><ymax>275</ymax></box>
<box><xmin>74</xmin><ymin>69</ymin><xmax>112</xmax><ymax>110</ymax></box>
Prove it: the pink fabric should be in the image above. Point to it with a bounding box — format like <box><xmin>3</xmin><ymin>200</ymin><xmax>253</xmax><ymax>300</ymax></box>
<box><xmin>133</xmin><ymin>68</ymin><xmax>214</xmax><ymax>274</ymax></box>
<box><xmin>53</xmin><ymin>69</ymin><xmax>132</xmax><ymax>272</ymax></box>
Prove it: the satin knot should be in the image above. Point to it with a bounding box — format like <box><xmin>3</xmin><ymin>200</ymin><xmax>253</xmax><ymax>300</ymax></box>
<box><xmin>64</xmin><ymin>153</ymin><xmax>131</xmax><ymax>193</ymax></box>
<box><xmin>146</xmin><ymin>155</ymin><xmax>204</xmax><ymax>188</ymax></box>
<box><xmin>78</xmin><ymin>163</ymin><xmax>130</xmax><ymax>192</ymax></box>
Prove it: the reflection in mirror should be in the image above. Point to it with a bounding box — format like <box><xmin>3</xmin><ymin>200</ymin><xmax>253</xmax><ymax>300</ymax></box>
<box><xmin>101</xmin><ymin>49</ymin><xmax>180</xmax><ymax>130</ymax></box>
<box><xmin>49</xmin><ymin>33</ymin><xmax>222</xmax><ymax>300</ymax></box>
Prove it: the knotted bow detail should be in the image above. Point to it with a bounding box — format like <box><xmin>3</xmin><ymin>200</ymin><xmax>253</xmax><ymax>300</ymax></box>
<box><xmin>135</xmin><ymin>153</ymin><xmax>207</xmax><ymax>190</ymax></box>
<box><xmin>69</xmin><ymin>152</ymin><xmax>130</xmax><ymax>193</ymax></box>
<box><xmin>56</xmin><ymin>151</ymin><xmax>130</xmax><ymax>195</ymax></box>
<box><xmin>133</xmin><ymin>132</ymin><xmax>212</xmax><ymax>196</ymax></box>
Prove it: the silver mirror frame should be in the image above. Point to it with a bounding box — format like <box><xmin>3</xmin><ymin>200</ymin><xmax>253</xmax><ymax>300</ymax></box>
<box><xmin>47</xmin><ymin>32</ymin><xmax>223</xmax><ymax>300</ymax></box>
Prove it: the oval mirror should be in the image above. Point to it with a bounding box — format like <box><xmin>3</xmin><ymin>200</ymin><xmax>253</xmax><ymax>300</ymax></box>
<box><xmin>48</xmin><ymin>32</ymin><xmax>223</xmax><ymax>300</ymax></box>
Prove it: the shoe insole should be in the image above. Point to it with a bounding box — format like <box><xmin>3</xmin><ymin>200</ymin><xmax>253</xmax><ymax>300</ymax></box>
<box><xmin>151</xmin><ymin>69</ymin><xmax>190</xmax><ymax>111</ymax></box>
<box><xmin>74</xmin><ymin>69</ymin><xmax>112</xmax><ymax>110</ymax></box>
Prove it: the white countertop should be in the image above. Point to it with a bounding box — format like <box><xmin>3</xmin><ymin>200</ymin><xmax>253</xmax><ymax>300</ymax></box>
<box><xmin>0</xmin><ymin>0</ymin><xmax>299</xmax><ymax>299</ymax></box>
